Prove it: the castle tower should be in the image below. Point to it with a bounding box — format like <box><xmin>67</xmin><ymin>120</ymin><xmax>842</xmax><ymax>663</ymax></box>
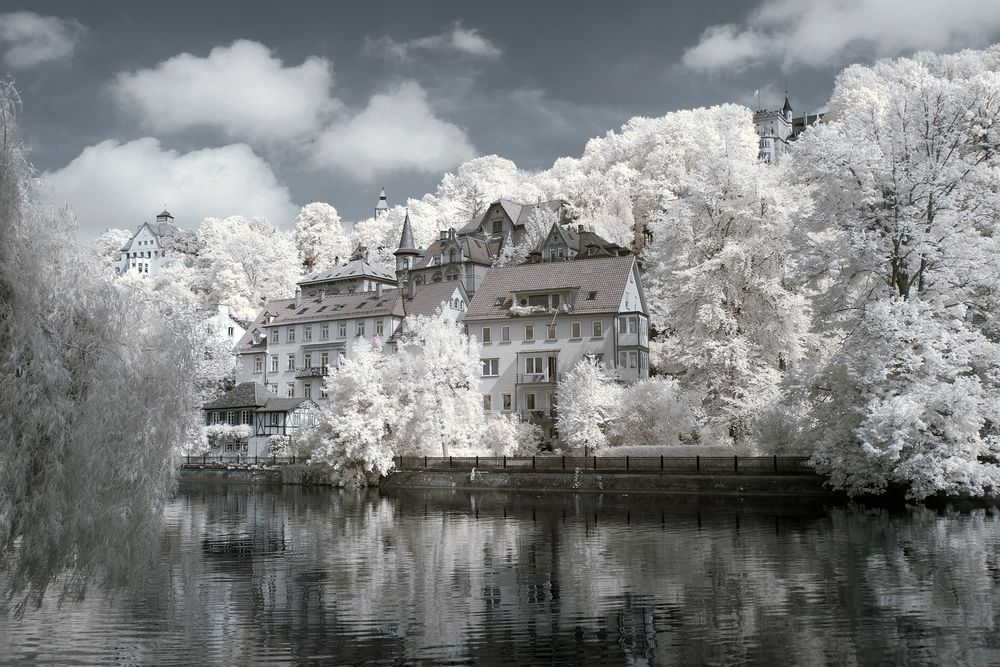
<box><xmin>782</xmin><ymin>93</ymin><xmax>793</xmax><ymax>124</ymax></box>
<box><xmin>374</xmin><ymin>187</ymin><xmax>389</xmax><ymax>219</ymax></box>
<box><xmin>393</xmin><ymin>209</ymin><xmax>420</xmax><ymax>279</ymax></box>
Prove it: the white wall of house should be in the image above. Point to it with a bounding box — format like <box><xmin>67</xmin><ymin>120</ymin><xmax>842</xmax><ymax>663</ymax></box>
<box><xmin>120</xmin><ymin>224</ymin><xmax>168</xmax><ymax>277</ymax></box>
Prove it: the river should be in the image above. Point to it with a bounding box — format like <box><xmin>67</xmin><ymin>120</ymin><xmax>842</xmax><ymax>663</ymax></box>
<box><xmin>1</xmin><ymin>483</ymin><xmax>999</xmax><ymax>665</ymax></box>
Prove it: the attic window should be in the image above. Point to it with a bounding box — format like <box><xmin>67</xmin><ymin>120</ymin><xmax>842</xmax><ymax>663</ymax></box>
<box><xmin>494</xmin><ymin>297</ymin><xmax>504</xmax><ymax>306</ymax></box>
<box><xmin>333</xmin><ymin>305</ymin><xmax>345</xmax><ymax>311</ymax></box>
<box><xmin>317</xmin><ymin>306</ymin><xmax>327</xmax><ymax>312</ymax></box>
<box><xmin>587</xmin><ymin>291</ymin><xmax>597</xmax><ymax>300</ymax></box>
<box><xmin>298</xmin><ymin>307</ymin><xmax>308</xmax><ymax>314</ymax></box>
<box><xmin>356</xmin><ymin>302</ymin><xmax>366</xmax><ymax>309</ymax></box>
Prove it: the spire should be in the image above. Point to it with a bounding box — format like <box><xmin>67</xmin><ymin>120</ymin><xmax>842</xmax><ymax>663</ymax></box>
<box><xmin>374</xmin><ymin>187</ymin><xmax>389</xmax><ymax>218</ymax></box>
<box><xmin>395</xmin><ymin>209</ymin><xmax>417</xmax><ymax>255</ymax></box>
<box><xmin>782</xmin><ymin>92</ymin><xmax>793</xmax><ymax>113</ymax></box>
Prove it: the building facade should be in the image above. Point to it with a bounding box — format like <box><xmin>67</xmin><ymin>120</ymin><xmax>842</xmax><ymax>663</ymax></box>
<box><xmin>202</xmin><ymin>382</ymin><xmax>318</xmax><ymax>458</ymax></box>
<box><xmin>118</xmin><ymin>210</ymin><xmax>193</xmax><ymax>276</ymax></box>
<box><xmin>464</xmin><ymin>255</ymin><xmax>650</xmax><ymax>439</ymax></box>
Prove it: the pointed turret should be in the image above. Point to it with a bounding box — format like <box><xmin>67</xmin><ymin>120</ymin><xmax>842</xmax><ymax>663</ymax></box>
<box><xmin>782</xmin><ymin>94</ymin><xmax>793</xmax><ymax>122</ymax></box>
<box><xmin>394</xmin><ymin>209</ymin><xmax>420</xmax><ymax>276</ymax></box>
<box><xmin>374</xmin><ymin>187</ymin><xmax>389</xmax><ymax>219</ymax></box>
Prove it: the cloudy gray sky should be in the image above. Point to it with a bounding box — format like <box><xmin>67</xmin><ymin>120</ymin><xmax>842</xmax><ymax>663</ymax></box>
<box><xmin>3</xmin><ymin>0</ymin><xmax>1000</xmax><ymax>238</ymax></box>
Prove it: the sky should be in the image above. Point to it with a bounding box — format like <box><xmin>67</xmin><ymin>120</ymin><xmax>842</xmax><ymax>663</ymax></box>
<box><xmin>3</xmin><ymin>0</ymin><xmax>1000</xmax><ymax>238</ymax></box>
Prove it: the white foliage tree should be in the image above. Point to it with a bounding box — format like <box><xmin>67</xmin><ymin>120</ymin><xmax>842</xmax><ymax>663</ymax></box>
<box><xmin>293</xmin><ymin>202</ymin><xmax>350</xmax><ymax>272</ymax></box>
<box><xmin>197</xmin><ymin>215</ymin><xmax>298</xmax><ymax>321</ymax></box>
<box><xmin>0</xmin><ymin>83</ymin><xmax>199</xmax><ymax>607</ymax></box>
<box><xmin>480</xmin><ymin>413</ymin><xmax>543</xmax><ymax>456</ymax></box>
<box><xmin>394</xmin><ymin>315</ymin><xmax>484</xmax><ymax>456</ymax></box>
<box><xmin>556</xmin><ymin>357</ymin><xmax>623</xmax><ymax>453</ymax></box>
<box><xmin>641</xmin><ymin>104</ymin><xmax>810</xmax><ymax>445</ymax></box>
<box><xmin>299</xmin><ymin>340</ymin><xmax>404</xmax><ymax>484</ymax></box>
<box><xmin>90</xmin><ymin>227</ymin><xmax>131</xmax><ymax>272</ymax></box>
<box><xmin>609</xmin><ymin>378</ymin><xmax>703</xmax><ymax>447</ymax></box>
<box><xmin>793</xmin><ymin>47</ymin><xmax>1000</xmax><ymax>498</ymax></box>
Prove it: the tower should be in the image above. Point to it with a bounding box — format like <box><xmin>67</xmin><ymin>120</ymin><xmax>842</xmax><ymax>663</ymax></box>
<box><xmin>782</xmin><ymin>92</ymin><xmax>793</xmax><ymax>124</ymax></box>
<box><xmin>374</xmin><ymin>187</ymin><xmax>389</xmax><ymax>219</ymax></box>
<box><xmin>393</xmin><ymin>209</ymin><xmax>420</xmax><ymax>280</ymax></box>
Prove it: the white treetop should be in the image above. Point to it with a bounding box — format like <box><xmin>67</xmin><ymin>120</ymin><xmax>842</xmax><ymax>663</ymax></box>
<box><xmin>293</xmin><ymin>202</ymin><xmax>350</xmax><ymax>272</ymax></box>
<box><xmin>91</xmin><ymin>227</ymin><xmax>132</xmax><ymax>271</ymax></box>
<box><xmin>641</xmin><ymin>104</ymin><xmax>809</xmax><ymax>445</ymax></box>
<box><xmin>792</xmin><ymin>47</ymin><xmax>1000</xmax><ymax>498</ymax></box>
<box><xmin>197</xmin><ymin>215</ymin><xmax>298</xmax><ymax>321</ymax></box>
<box><xmin>556</xmin><ymin>357</ymin><xmax>623</xmax><ymax>453</ymax></box>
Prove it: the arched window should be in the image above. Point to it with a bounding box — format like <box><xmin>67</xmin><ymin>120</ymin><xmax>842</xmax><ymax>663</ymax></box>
<box><xmin>432</xmin><ymin>272</ymin><xmax>442</xmax><ymax>283</ymax></box>
<box><xmin>414</xmin><ymin>275</ymin><xmax>425</xmax><ymax>285</ymax></box>
<box><xmin>446</xmin><ymin>268</ymin><xmax>459</xmax><ymax>282</ymax></box>
<box><xmin>449</xmin><ymin>249</ymin><xmax>457</xmax><ymax>263</ymax></box>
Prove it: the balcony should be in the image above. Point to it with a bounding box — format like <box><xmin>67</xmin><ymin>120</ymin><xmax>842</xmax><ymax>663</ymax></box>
<box><xmin>515</xmin><ymin>372</ymin><xmax>561</xmax><ymax>385</ymax></box>
<box><xmin>295</xmin><ymin>365</ymin><xmax>331</xmax><ymax>379</ymax></box>
<box><xmin>519</xmin><ymin>409</ymin><xmax>555</xmax><ymax>422</ymax></box>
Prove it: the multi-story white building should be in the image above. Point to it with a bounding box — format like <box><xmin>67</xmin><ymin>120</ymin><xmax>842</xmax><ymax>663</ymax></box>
<box><xmin>118</xmin><ymin>210</ymin><xmax>194</xmax><ymax>276</ymax></box>
<box><xmin>235</xmin><ymin>280</ymin><xmax>466</xmax><ymax>401</ymax></box>
<box><xmin>464</xmin><ymin>255</ymin><xmax>649</xmax><ymax>439</ymax></box>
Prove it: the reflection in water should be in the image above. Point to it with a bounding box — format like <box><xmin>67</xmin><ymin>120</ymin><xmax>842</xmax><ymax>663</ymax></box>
<box><xmin>1</xmin><ymin>484</ymin><xmax>999</xmax><ymax>665</ymax></box>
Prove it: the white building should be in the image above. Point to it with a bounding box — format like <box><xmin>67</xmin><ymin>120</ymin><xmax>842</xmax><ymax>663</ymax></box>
<box><xmin>464</xmin><ymin>255</ymin><xmax>649</xmax><ymax>440</ymax></box>
<box><xmin>234</xmin><ymin>277</ymin><xmax>466</xmax><ymax>401</ymax></box>
<box><xmin>203</xmin><ymin>303</ymin><xmax>248</xmax><ymax>349</ymax></box>
<box><xmin>118</xmin><ymin>210</ymin><xmax>193</xmax><ymax>277</ymax></box>
<box><xmin>753</xmin><ymin>95</ymin><xmax>825</xmax><ymax>164</ymax></box>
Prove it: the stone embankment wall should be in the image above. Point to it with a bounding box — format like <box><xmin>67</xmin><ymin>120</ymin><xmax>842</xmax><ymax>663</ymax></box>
<box><xmin>379</xmin><ymin>469</ymin><xmax>839</xmax><ymax>497</ymax></box>
<box><xmin>178</xmin><ymin>464</ymin><xmax>339</xmax><ymax>486</ymax></box>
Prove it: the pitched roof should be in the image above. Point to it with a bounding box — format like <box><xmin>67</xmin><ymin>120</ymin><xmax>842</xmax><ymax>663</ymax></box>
<box><xmin>465</xmin><ymin>256</ymin><xmax>636</xmax><ymax>321</ymax></box>
<box><xmin>457</xmin><ymin>198</ymin><xmax>569</xmax><ymax>235</ymax></box>
<box><xmin>402</xmin><ymin>280</ymin><xmax>466</xmax><ymax>318</ymax></box>
<box><xmin>396</xmin><ymin>210</ymin><xmax>416</xmax><ymax>252</ymax></box>
<box><xmin>203</xmin><ymin>382</ymin><xmax>276</xmax><ymax>410</ymax></box>
<box><xmin>265</xmin><ymin>289</ymin><xmax>406</xmax><ymax>327</ymax></box>
<box><xmin>299</xmin><ymin>255</ymin><xmax>397</xmax><ymax>286</ymax></box>
<box><xmin>412</xmin><ymin>235</ymin><xmax>494</xmax><ymax>270</ymax></box>
<box><xmin>235</xmin><ymin>299</ymin><xmax>294</xmax><ymax>353</ymax></box>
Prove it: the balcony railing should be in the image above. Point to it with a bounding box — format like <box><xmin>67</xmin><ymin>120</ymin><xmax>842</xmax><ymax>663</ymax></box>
<box><xmin>515</xmin><ymin>372</ymin><xmax>561</xmax><ymax>385</ymax></box>
<box><xmin>295</xmin><ymin>365</ymin><xmax>330</xmax><ymax>379</ymax></box>
<box><xmin>519</xmin><ymin>409</ymin><xmax>555</xmax><ymax>422</ymax></box>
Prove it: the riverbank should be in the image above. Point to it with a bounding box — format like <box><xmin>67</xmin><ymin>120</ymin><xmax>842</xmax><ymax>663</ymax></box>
<box><xmin>178</xmin><ymin>462</ymin><xmax>841</xmax><ymax>497</ymax></box>
<box><xmin>379</xmin><ymin>468</ymin><xmax>840</xmax><ymax>496</ymax></box>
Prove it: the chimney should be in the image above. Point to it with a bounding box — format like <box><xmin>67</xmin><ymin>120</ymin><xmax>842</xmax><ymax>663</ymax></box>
<box><xmin>407</xmin><ymin>279</ymin><xmax>416</xmax><ymax>299</ymax></box>
<box><xmin>319</xmin><ymin>289</ymin><xmax>326</xmax><ymax>301</ymax></box>
<box><xmin>376</xmin><ymin>283</ymin><xmax>383</xmax><ymax>298</ymax></box>
<box><xmin>294</xmin><ymin>287</ymin><xmax>301</xmax><ymax>308</ymax></box>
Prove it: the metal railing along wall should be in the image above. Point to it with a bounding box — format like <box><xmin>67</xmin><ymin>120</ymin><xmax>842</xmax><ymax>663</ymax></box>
<box><xmin>394</xmin><ymin>455</ymin><xmax>814</xmax><ymax>475</ymax></box>
<box><xmin>183</xmin><ymin>454</ymin><xmax>304</xmax><ymax>466</ymax></box>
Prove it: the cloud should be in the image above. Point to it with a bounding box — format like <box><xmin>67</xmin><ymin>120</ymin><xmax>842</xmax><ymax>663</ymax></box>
<box><xmin>312</xmin><ymin>81</ymin><xmax>476</xmax><ymax>180</ymax></box>
<box><xmin>112</xmin><ymin>40</ymin><xmax>338</xmax><ymax>142</ymax></box>
<box><xmin>366</xmin><ymin>22</ymin><xmax>502</xmax><ymax>60</ymax></box>
<box><xmin>0</xmin><ymin>11</ymin><xmax>85</xmax><ymax>69</ymax></box>
<box><xmin>42</xmin><ymin>138</ymin><xmax>298</xmax><ymax>238</ymax></box>
<box><xmin>682</xmin><ymin>0</ymin><xmax>1000</xmax><ymax>72</ymax></box>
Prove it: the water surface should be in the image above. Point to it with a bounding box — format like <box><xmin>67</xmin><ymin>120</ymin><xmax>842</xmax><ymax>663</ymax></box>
<box><xmin>2</xmin><ymin>484</ymin><xmax>999</xmax><ymax>665</ymax></box>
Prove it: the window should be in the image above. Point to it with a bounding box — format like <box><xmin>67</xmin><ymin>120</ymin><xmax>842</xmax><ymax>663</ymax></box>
<box><xmin>286</xmin><ymin>383</ymin><xmax>295</xmax><ymax>398</ymax></box>
<box><xmin>483</xmin><ymin>394</ymin><xmax>492</xmax><ymax>411</ymax></box>
<box><xmin>493</xmin><ymin>220</ymin><xmax>503</xmax><ymax>234</ymax></box>
<box><xmin>592</xmin><ymin>321</ymin><xmax>603</xmax><ymax>337</ymax></box>
<box><xmin>254</xmin><ymin>356</ymin><xmax>263</xmax><ymax>373</ymax></box>
<box><xmin>304</xmin><ymin>353</ymin><xmax>312</xmax><ymax>368</ymax></box>
<box><xmin>338</xmin><ymin>322</ymin><xmax>347</xmax><ymax>338</ymax></box>
<box><xmin>241</xmin><ymin>410</ymin><xmax>253</xmax><ymax>425</ymax></box>
<box><xmin>320</xmin><ymin>323</ymin><xmax>329</xmax><ymax>340</ymax></box>
<box><xmin>320</xmin><ymin>351</ymin><xmax>329</xmax><ymax>369</ymax></box>
<box><xmin>267</xmin><ymin>384</ymin><xmax>277</xmax><ymax>394</ymax></box>
<box><xmin>587</xmin><ymin>291</ymin><xmax>597</xmax><ymax>300</ymax></box>
<box><xmin>376</xmin><ymin>319</ymin><xmax>384</xmax><ymax>336</ymax></box>
<box><xmin>270</xmin><ymin>413</ymin><xmax>279</xmax><ymax>426</ymax></box>
<box><xmin>640</xmin><ymin>352</ymin><xmax>648</xmax><ymax>372</ymax></box>
<box><xmin>356</xmin><ymin>322</ymin><xmax>365</xmax><ymax>337</ymax></box>
<box><xmin>227</xmin><ymin>411</ymin><xmax>238</xmax><ymax>425</ymax></box>
<box><xmin>526</xmin><ymin>393</ymin><xmax>536</xmax><ymax>410</ymax></box>
<box><xmin>501</xmin><ymin>326</ymin><xmax>510</xmax><ymax>342</ymax></box>
<box><xmin>304</xmin><ymin>383</ymin><xmax>312</xmax><ymax>399</ymax></box>
<box><xmin>449</xmin><ymin>249</ymin><xmax>457</xmax><ymax>263</ymax></box>
<box><xmin>226</xmin><ymin>442</ymin><xmax>234</xmax><ymax>452</ymax></box>
<box><xmin>270</xmin><ymin>329</ymin><xmax>279</xmax><ymax>344</ymax></box>
<box><xmin>227</xmin><ymin>326</ymin><xmax>234</xmax><ymax>337</ymax></box>
<box><xmin>546</xmin><ymin>324</ymin><xmax>557</xmax><ymax>340</ymax></box>
<box><xmin>304</xmin><ymin>325</ymin><xmax>312</xmax><ymax>342</ymax></box>
<box><xmin>481</xmin><ymin>358</ymin><xmax>499</xmax><ymax>376</ymax></box>
<box><xmin>525</xmin><ymin>357</ymin><xmax>543</xmax><ymax>374</ymax></box>
<box><xmin>588</xmin><ymin>353</ymin><xmax>604</xmax><ymax>365</ymax></box>
<box><xmin>287</xmin><ymin>354</ymin><xmax>295</xmax><ymax>371</ymax></box>
<box><xmin>270</xmin><ymin>355</ymin><xmax>278</xmax><ymax>372</ymax></box>
<box><xmin>292</xmin><ymin>412</ymin><xmax>300</xmax><ymax>427</ymax></box>
<box><xmin>524</xmin><ymin>324</ymin><xmax>534</xmax><ymax>341</ymax></box>
<box><xmin>571</xmin><ymin>322</ymin><xmax>582</xmax><ymax>338</ymax></box>
<box><xmin>502</xmin><ymin>393</ymin><xmax>512</xmax><ymax>411</ymax></box>
<box><xmin>320</xmin><ymin>386</ymin><xmax>329</xmax><ymax>399</ymax></box>
<box><xmin>482</xmin><ymin>327</ymin><xmax>492</xmax><ymax>343</ymax></box>
<box><xmin>287</xmin><ymin>327</ymin><xmax>296</xmax><ymax>343</ymax></box>
<box><xmin>618</xmin><ymin>351</ymin><xmax>638</xmax><ymax>369</ymax></box>
<box><xmin>619</xmin><ymin>316</ymin><xmax>638</xmax><ymax>334</ymax></box>
<box><xmin>212</xmin><ymin>411</ymin><xmax>221</xmax><ymax>424</ymax></box>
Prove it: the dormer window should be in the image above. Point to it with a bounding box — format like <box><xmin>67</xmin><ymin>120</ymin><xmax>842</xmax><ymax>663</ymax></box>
<box><xmin>492</xmin><ymin>221</ymin><xmax>503</xmax><ymax>235</ymax></box>
<box><xmin>587</xmin><ymin>291</ymin><xmax>597</xmax><ymax>300</ymax></box>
